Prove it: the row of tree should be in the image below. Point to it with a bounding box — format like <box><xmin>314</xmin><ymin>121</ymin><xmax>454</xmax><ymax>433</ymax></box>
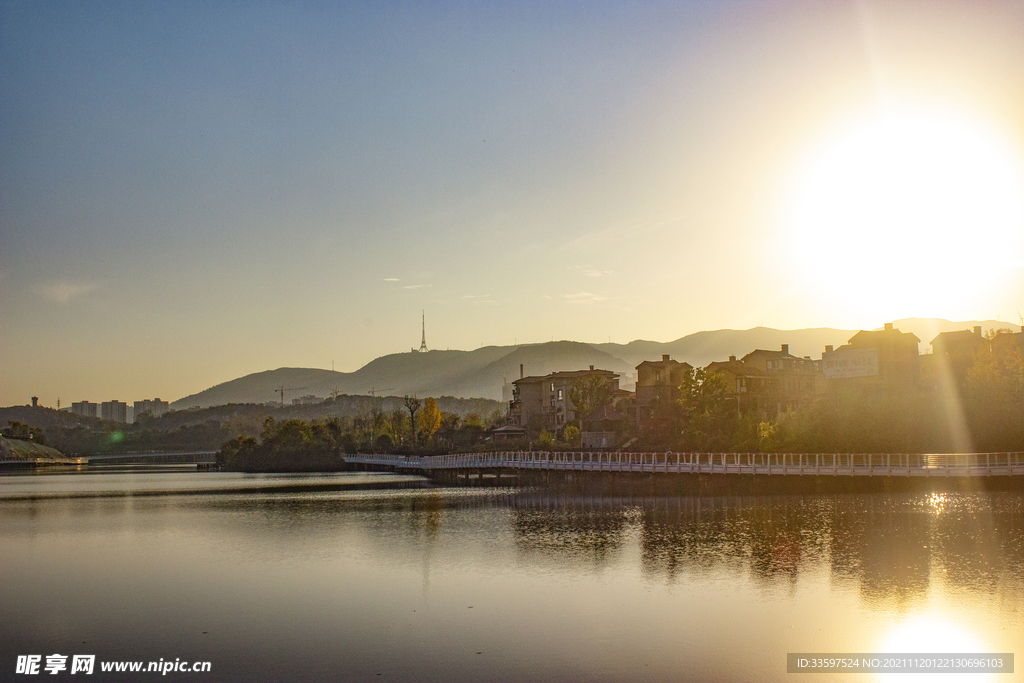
<box><xmin>218</xmin><ymin>403</ymin><xmax>512</xmax><ymax>470</ymax></box>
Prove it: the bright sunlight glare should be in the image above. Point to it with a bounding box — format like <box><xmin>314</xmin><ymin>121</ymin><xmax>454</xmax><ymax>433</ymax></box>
<box><xmin>876</xmin><ymin>617</ymin><xmax>995</xmax><ymax>683</ymax></box>
<box><xmin>790</xmin><ymin>107</ymin><xmax>1024</xmax><ymax>320</ymax></box>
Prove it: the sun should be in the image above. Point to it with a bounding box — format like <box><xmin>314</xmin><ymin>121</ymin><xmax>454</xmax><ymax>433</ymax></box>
<box><xmin>788</xmin><ymin>106</ymin><xmax>1024</xmax><ymax>319</ymax></box>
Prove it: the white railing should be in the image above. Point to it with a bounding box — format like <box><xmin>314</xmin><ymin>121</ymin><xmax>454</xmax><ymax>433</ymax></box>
<box><xmin>343</xmin><ymin>451</ymin><xmax>1024</xmax><ymax>477</ymax></box>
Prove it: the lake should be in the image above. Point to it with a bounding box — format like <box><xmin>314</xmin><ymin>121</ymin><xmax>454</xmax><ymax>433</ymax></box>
<box><xmin>2</xmin><ymin>467</ymin><xmax>1021</xmax><ymax>682</ymax></box>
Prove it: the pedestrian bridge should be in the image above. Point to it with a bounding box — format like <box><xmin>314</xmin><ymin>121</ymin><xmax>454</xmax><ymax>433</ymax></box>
<box><xmin>83</xmin><ymin>450</ymin><xmax>218</xmax><ymax>464</ymax></box>
<box><xmin>345</xmin><ymin>450</ymin><xmax>1024</xmax><ymax>477</ymax></box>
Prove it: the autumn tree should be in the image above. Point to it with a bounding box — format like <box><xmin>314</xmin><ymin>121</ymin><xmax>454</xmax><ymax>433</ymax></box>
<box><xmin>562</xmin><ymin>424</ymin><xmax>580</xmax><ymax>446</ymax></box>
<box><xmin>418</xmin><ymin>397</ymin><xmax>441</xmax><ymax>443</ymax></box>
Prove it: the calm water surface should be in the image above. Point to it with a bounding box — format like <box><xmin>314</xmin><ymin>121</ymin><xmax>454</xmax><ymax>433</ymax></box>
<box><xmin>2</xmin><ymin>468</ymin><xmax>1022</xmax><ymax>682</ymax></box>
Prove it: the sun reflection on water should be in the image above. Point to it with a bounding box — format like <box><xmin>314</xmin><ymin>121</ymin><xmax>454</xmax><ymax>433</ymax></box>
<box><xmin>927</xmin><ymin>493</ymin><xmax>947</xmax><ymax>515</ymax></box>
<box><xmin>877</xmin><ymin>617</ymin><xmax>995</xmax><ymax>683</ymax></box>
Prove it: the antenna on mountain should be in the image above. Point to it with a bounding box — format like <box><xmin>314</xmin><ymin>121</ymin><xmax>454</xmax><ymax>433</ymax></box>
<box><xmin>419</xmin><ymin>310</ymin><xmax>428</xmax><ymax>352</ymax></box>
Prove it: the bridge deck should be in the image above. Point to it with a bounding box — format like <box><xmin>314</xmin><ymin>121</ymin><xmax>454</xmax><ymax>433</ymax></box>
<box><xmin>345</xmin><ymin>451</ymin><xmax>1024</xmax><ymax>477</ymax></box>
<box><xmin>82</xmin><ymin>451</ymin><xmax>218</xmax><ymax>463</ymax></box>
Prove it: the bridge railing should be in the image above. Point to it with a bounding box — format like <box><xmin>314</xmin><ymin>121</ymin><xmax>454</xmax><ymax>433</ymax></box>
<box><xmin>344</xmin><ymin>451</ymin><xmax>1024</xmax><ymax>476</ymax></box>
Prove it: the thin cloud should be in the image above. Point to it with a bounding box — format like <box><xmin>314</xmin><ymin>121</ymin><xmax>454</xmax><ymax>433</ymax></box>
<box><xmin>574</xmin><ymin>265</ymin><xmax>613</xmax><ymax>277</ymax></box>
<box><xmin>563</xmin><ymin>292</ymin><xmax>606</xmax><ymax>304</ymax></box>
<box><xmin>38</xmin><ymin>281</ymin><xmax>97</xmax><ymax>304</ymax></box>
<box><xmin>553</xmin><ymin>213</ymin><xmax>682</xmax><ymax>256</ymax></box>
<box><xmin>402</xmin><ymin>284</ymin><xmax>431</xmax><ymax>290</ymax></box>
<box><xmin>383</xmin><ymin>278</ymin><xmax>400</xmax><ymax>282</ymax></box>
<box><xmin>461</xmin><ymin>294</ymin><xmax>489</xmax><ymax>299</ymax></box>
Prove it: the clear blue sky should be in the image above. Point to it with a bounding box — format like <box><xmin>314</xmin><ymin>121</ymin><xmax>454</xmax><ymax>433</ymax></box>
<box><xmin>2</xmin><ymin>0</ymin><xmax>1023</xmax><ymax>406</ymax></box>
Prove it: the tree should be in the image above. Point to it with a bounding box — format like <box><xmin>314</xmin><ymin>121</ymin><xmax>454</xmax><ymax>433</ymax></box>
<box><xmin>404</xmin><ymin>395</ymin><xmax>421</xmax><ymax>446</ymax></box>
<box><xmin>218</xmin><ymin>435</ymin><xmax>258</xmax><ymax>469</ymax></box>
<box><xmin>418</xmin><ymin>397</ymin><xmax>441</xmax><ymax>443</ymax></box>
<box><xmin>486</xmin><ymin>408</ymin><xmax>507</xmax><ymax>429</ymax></box>
<box><xmin>386</xmin><ymin>410</ymin><xmax>407</xmax><ymax>444</ymax></box>
<box><xmin>439</xmin><ymin>411</ymin><xmax>461</xmax><ymax>445</ymax></box>
<box><xmin>562</xmin><ymin>425</ymin><xmax>580</xmax><ymax>446</ymax></box>
<box><xmin>964</xmin><ymin>343</ymin><xmax>1024</xmax><ymax>450</ymax></box>
<box><xmin>678</xmin><ymin>367</ymin><xmax>726</xmax><ymax>418</ymax></box>
<box><xmin>2</xmin><ymin>421</ymin><xmax>46</xmax><ymax>444</ymax></box>
<box><xmin>536</xmin><ymin>428</ymin><xmax>555</xmax><ymax>448</ymax></box>
<box><xmin>677</xmin><ymin>368</ymin><xmax>730</xmax><ymax>449</ymax></box>
<box><xmin>458</xmin><ymin>413</ymin><xmax>485</xmax><ymax>446</ymax></box>
<box><xmin>568</xmin><ymin>375</ymin><xmax>614</xmax><ymax>431</ymax></box>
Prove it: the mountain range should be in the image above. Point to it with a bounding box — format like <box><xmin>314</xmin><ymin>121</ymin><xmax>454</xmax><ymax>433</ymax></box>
<box><xmin>171</xmin><ymin>318</ymin><xmax>1013</xmax><ymax>408</ymax></box>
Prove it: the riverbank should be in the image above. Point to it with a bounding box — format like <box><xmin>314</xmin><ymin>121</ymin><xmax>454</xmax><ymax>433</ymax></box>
<box><xmin>0</xmin><ymin>435</ymin><xmax>78</xmax><ymax>466</ymax></box>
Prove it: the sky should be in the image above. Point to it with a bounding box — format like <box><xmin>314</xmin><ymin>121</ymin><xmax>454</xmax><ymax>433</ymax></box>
<box><xmin>2</xmin><ymin>0</ymin><xmax>1023</xmax><ymax>407</ymax></box>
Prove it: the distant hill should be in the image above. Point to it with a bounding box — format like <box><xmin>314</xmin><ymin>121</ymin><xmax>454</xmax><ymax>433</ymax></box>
<box><xmin>171</xmin><ymin>341</ymin><xmax>634</xmax><ymax>408</ymax></box>
<box><xmin>168</xmin><ymin>319</ymin><xmax>1012</xmax><ymax>408</ymax></box>
<box><xmin>593</xmin><ymin>327</ymin><xmax>858</xmax><ymax>369</ymax></box>
<box><xmin>889</xmin><ymin>318</ymin><xmax>1014</xmax><ymax>346</ymax></box>
<box><xmin>0</xmin><ymin>405</ymin><xmax>102</xmax><ymax>431</ymax></box>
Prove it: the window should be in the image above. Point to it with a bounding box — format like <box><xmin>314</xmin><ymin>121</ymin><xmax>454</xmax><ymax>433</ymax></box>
<box><xmin>557</xmin><ymin>389</ymin><xmax>563</xmax><ymax>401</ymax></box>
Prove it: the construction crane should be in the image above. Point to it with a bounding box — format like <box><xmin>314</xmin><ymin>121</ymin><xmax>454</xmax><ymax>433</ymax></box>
<box><xmin>273</xmin><ymin>386</ymin><xmax>307</xmax><ymax>405</ymax></box>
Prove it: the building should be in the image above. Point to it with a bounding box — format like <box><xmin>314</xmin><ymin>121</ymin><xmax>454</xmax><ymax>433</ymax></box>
<box><xmin>636</xmin><ymin>355</ymin><xmax>693</xmax><ymax>407</ymax></box>
<box><xmin>741</xmin><ymin>344</ymin><xmax>818</xmax><ymax>411</ymax></box>
<box><xmin>100</xmin><ymin>400</ymin><xmax>128</xmax><ymax>423</ymax></box>
<box><xmin>705</xmin><ymin>356</ymin><xmax>770</xmax><ymax>416</ymax></box>
<box><xmin>929</xmin><ymin>327</ymin><xmax>987</xmax><ymax>383</ymax></box>
<box><xmin>292</xmin><ymin>395</ymin><xmax>323</xmax><ymax>405</ymax></box>
<box><xmin>510</xmin><ymin>366</ymin><xmax>620</xmax><ymax>435</ymax></box>
<box><xmin>71</xmin><ymin>401</ymin><xmax>98</xmax><ymax>418</ymax></box>
<box><xmin>133</xmin><ymin>398</ymin><xmax>170</xmax><ymax>420</ymax></box>
<box><xmin>824</xmin><ymin>323</ymin><xmax>920</xmax><ymax>390</ymax></box>
<box><xmin>635</xmin><ymin>355</ymin><xmax>693</xmax><ymax>432</ymax></box>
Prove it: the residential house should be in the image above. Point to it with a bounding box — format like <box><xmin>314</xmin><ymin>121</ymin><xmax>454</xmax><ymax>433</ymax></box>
<box><xmin>510</xmin><ymin>366</ymin><xmax>620</xmax><ymax>437</ymax></box>
<box><xmin>741</xmin><ymin>344</ymin><xmax>817</xmax><ymax>412</ymax></box>
<box><xmin>705</xmin><ymin>355</ymin><xmax>769</xmax><ymax>417</ymax></box>
<box><xmin>929</xmin><ymin>326</ymin><xmax>987</xmax><ymax>384</ymax></box>
<box><xmin>824</xmin><ymin>322</ymin><xmax>920</xmax><ymax>390</ymax></box>
<box><xmin>635</xmin><ymin>355</ymin><xmax>692</xmax><ymax>432</ymax></box>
